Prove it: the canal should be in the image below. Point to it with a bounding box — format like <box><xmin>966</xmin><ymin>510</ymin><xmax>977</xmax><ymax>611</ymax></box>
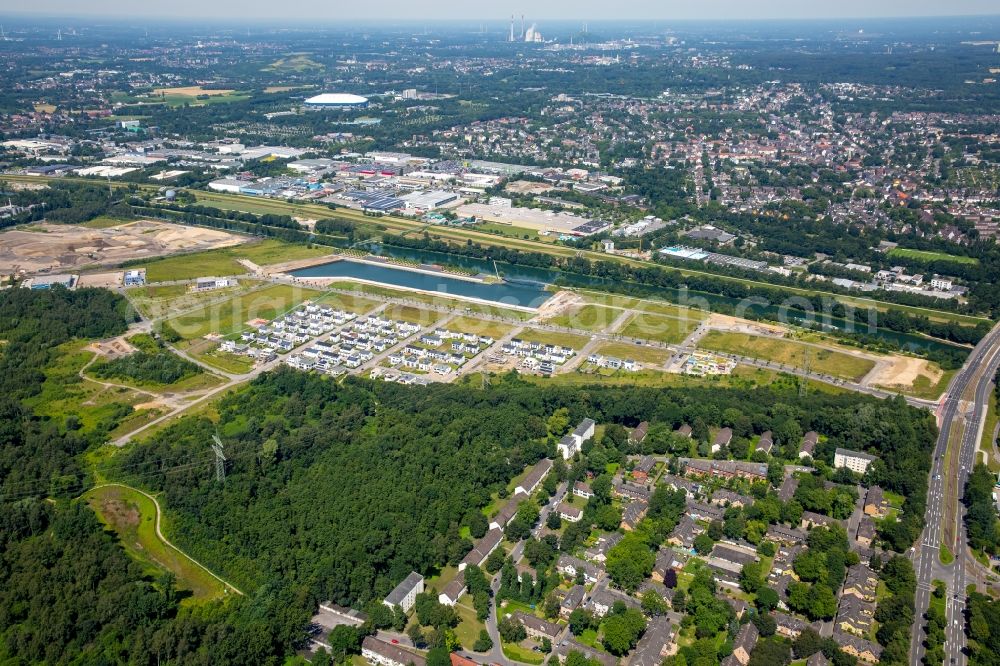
<box><xmin>290</xmin><ymin>257</ymin><xmax>552</xmax><ymax>309</ymax></box>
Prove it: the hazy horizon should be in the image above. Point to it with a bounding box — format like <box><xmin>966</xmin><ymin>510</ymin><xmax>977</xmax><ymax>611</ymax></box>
<box><xmin>1</xmin><ymin>0</ymin><xmax>999</xmax><ymax>22</ymax></box>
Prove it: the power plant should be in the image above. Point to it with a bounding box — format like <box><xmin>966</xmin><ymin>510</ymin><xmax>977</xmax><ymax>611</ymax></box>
<box><xmin>508</xmin><ymin>13</ymin><xmax>542</xmax><ymax>43</ymax></box>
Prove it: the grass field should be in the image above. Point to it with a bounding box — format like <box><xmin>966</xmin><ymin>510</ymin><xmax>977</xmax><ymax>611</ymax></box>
<box><xmin>453</xmin><ymin>602</ymin><xmax>487</xmax><ymax>650</ymax></box>
<box><xmin>84</xmin><ymin>485</ymin><xmax>227</xmax><ymax>603</ymax></box>
<box><xmin>383</xmin><ymin>304</ymin><xmax>442</xmax><ymax>326</ymax></box>
<box><xmin>889</xmin><ymin>247</ymin><xmax>979</xmax><ymax>266</ymax></box>
<box><xmin>547</xmin><ymin>304</ymin><xmax>622</xmax><ymax>332</ymax></box>
<box><xmin>447</xmin><ymin>315</ymin><xmax>516</xmax><ymax>340</ymax></box>
<box><xmin>699</xmin><ymin>331</ymin><xmax>876</xmax><ymax>381</ymax></box>
<box><xmin>980</xmin><ymin>391</ymin><xmax>1000</xmax><ymax>472</ymax></box>
<box><xmin>194</xmin><ymin>347</ymin><xmax>255</xmax><ymax>374</ymax></box>
<box><xmin>81</xmin><ymin>216</ymin><xmax>135</xmax><ymax>229</ymax></box>
<box><xmin>619</xmin><ymin>312</ymin><xmax>701</xmax><ymax>345</ymax></box>
<box><xmin>146</xmin><ymin>87</ymin><xmax>249</xmax><ymax>107</ymax></box>
<box><xmin>141</xmin><ymin>239</ymin><xmax>328</xmax><ymax>282</ymax></box>
<box><xmin>501</xmin><ymin>642</ymin><xmax>544</xmax><ymax>665</ymax></box>
<box><xmin>314</xmin><ymin>291</ymin><xmax>381</xmax><ymax>315</ymax></box>
<box><xmin>896</xmin><ymin>367</ymin><xmax>956</xmax><ymax>401</ymax></box>
<box><xmin>263</xmin><ymin>54</ymin><xmax>325</xmax><ymax>72</ymax></box>
<box><xmin>166</xmin><ymin>283</ymin><xmax>322</xmax><ymax>339</ymax></box>
<box><xmin>128</xmin><ymin>283</ymin><xmax>255</xmax><ymax>320</ymax></box>
<box><xmin>576</xmin><ymin>290</ymin><xmax>710</xmax><ymax>320</ymax></box>
<box><xmin>518</xmin><ymin>328</ymin><xmax>592</xmax><ymax>350</ymax></box>
<box><xmin>86</xmin><ymin>360</ymin><xmax>225</xmax><ymax>393</ymax></box>
<box><xmin>592</xmin><ymin>341</ymin><xmax>671</xmax><ymax>365</ymax></box>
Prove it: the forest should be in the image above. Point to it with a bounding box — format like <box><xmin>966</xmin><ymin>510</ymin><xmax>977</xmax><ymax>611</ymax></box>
<box><xmin>113</xmin><ymin>368</ymin><xmax>937</xmax><ymax>611</ymax></box>
<box><xmin>92</xmin><ymin>348</ymin><xmax>200</xmax><ymax>385</ymax></box>
<box><xmin>963</xmin><ymin>463</ymin><xmax>1000</xmax><ymax>555</ymax></box>
<box><xmin>967</xmin><ymin>592</ymin><xmax>1000</xmax><ymax>666</ymax></box>
<box><xmin>0</xmin><ymin>288</ymin><xmax>136</xmax><ymax>501</ymax></box>
<box><xmin>0</xmin><ymin>288</ymin><xmax>310</xmax><ymax>664</ymax></box>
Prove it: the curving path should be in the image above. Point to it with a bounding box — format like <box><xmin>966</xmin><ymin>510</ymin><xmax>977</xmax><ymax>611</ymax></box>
<box><xmin>86</xmin><ymin>482</ymin><xmax>243</xmax><ymax>596</ymax></box>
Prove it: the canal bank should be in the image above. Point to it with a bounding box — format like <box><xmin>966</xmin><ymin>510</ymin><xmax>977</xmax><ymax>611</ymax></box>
<box><xmin>290</xmin><ymin>256</ymin><xmax>552</xmax><ymax>310</ymax></box>
<box><xmin>290</xmin><ymin>275</ymin><xmax>542</xmax><ymax>314</ymax></box>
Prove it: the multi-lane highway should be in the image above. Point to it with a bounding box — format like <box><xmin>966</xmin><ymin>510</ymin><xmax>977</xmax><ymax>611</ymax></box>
<box><xmin>910</xmin><ymin>323</ymin><xmax>1000</xmax><ymax>666</ymax></box>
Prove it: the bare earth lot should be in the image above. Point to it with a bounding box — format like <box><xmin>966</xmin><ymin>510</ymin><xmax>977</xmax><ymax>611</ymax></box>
<box><xmin>0</xmin><ymin>220</ymin><xmax>245</xmax><ymax>274</ymax></box>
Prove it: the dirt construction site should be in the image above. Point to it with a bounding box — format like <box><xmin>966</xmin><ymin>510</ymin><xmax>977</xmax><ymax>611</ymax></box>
<box><xmin>0</xmin><ymin>220</ymin><xmax>245</xmax><ymax>275</ymax></box>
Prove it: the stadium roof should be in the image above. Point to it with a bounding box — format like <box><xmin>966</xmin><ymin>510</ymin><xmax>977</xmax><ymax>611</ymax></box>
<box><xmin>304</xmin><ymin>93</ymin><xmax>369</xmax><ymax>106</ymax></box>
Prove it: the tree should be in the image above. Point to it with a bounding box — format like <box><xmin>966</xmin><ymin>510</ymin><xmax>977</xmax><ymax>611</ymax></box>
<box><xmin>465</xmin><ymin>565</ymin><xmax>490</xmax><ymax>597</ymax></box>
<box><xmin>792</xmin><ymin>628</ymin><xmax>825</xmax><ymax>660</ymax></box>
<box><xmin>498</xmin><ymin>616</ymin><xmax>527</xmax><ymax>643</ymax></box>
<box><xmin>590</xmin><ymin>475</ymin><xmax>613</xmax><ymax>504</ymax></box>
<box><xmin>601</xmin><ymin>608</ymin><xmax>647</xmax><ymax>655</ymax></box>
<box><xmin>693</xmin><ymin>533</ymin><xmax>715</xmax><ymax>555</ymax></box>
<box><xmin>568</xmin><ymin>608</ymin><xmax>593</xmax><ymax>636</ymax></box>
<box><xmin>546</xmin><ymin>512</ymin><xmax>562</xmax><ymax>530</ymax></box>
<box><xmin>408</xmin><ymin>624</ymin><xmax>426</xmax><ymax>648</ymax></box>
<box><xmin>767</xmin><ymin>460</ymin><xmax>784</xmax><ymax>487</ymax></box>
<box><xmin>485</xmin><ymin>549</ymin><xmax>506</xmax><ymax>574</ymax></box>
<box><xmin>641</xmin><ymin>590</ymin><xmax>669</xmax><ymax>616</ymax></box>
<box><xmin>392</xmin><ymin>605</ymin><xmax>407</xmax><ymax>631</ymax></box>
<box><xmin>468</xmin><ymin>511</ymin><xmax>489</xmax><ymax>539</ymax></box>
<box><xmin>473</xmin><ymin>630</ymin><xmax>493</xmax><ymax>652</ymax></box>
<box><xmin>427</xmin><ymin>647</ymin><xmax>451</xmax><ymax>666</ymax></box>
<box><xmin>595</xmin><ymin>504</ymin><xmax>622</xmax><ymax>531</ymax></box>
<box><xmin>328</xmin><ymin>625</ymin><xmax>361</xmax><ymax>660</ymax></box>
<box><xmin>663</xmin><ymin>568</ymin><xmax>678</xmax><ymax>589</ymax></box>
<box><xmin>548</xmin><ymin>408</ymin><xmax>571</xmax><ymax>437</ymax></box>
<box><xmin>748</xmin><ymin>638</ymin><xmax>791</xmax><ymax>666</ymax></box>
<box><xmin>740</xmin><ymin>561</ymin><xmax>765</xmax><ymax>594</ymax></box>
<box><xmin>473</xmin><ymin>590</ymin><xmax>491</xmax><ymax>622</ymax></box>
<box><xmin>752</xmin><ymin>613</ymin><xmax>777</xmax><ymax>637</ymax></box>
<box><xmin>607</xmin><ymin>533</ymin><xmax>656</xmax><ymax>592</ymax></box>
<box><xmin>525</xmin><ymin>537</ymin><xmax>556</xmax><ymax>567</ymax></box>
<box><xmin>755</xmin><ymin>587</ymin><xmax>779</xmax><ymax>612</ymax></box>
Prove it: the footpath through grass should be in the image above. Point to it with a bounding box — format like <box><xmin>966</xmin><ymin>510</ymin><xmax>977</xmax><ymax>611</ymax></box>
<box><xmin>84</xmin><ymin>484</ymin><xmax>228</xmax><ymax>603</ymax></box>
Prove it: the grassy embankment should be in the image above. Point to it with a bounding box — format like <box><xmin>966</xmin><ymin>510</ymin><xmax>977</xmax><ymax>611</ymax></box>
<box><xmin>84</xmin><ymin>484</ymin><xmax>228</xmax><ymax>602</ymax></box>
<box><xmin>698</xmin><ymin>330</ymin><xmax>876</xmax><ymax>382</ymax></box>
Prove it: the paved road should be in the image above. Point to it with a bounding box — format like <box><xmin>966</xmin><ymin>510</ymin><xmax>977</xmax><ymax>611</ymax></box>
<box><xmin>466</xmin><ymin>481</ymin><xmax>569</xmax><ymax>666</ymax></box>
<box><xmin>910</xmin><ymin>322</ymin><xmax>1000</xmax><ymax>666</ymax></box>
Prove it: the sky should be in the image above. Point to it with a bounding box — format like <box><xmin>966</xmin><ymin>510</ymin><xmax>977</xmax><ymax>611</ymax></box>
<box><xmin>2</xmin><ymin>0</ymin><xmax>998</xmax><ymax>21</ymax></box>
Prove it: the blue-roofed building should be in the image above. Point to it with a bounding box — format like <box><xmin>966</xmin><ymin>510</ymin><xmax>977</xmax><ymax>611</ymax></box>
<box><xmin>27</xmin><ymin>274</ymin><xmax>77</xmax><ymax>290</ymax></box>
<box><xmin>123</xmin><ymin>269</ymin><xmax>146</xmax><ymax>287</ymax></box>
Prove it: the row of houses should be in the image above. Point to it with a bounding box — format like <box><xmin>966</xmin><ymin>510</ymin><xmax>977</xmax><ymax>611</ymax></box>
<box><xmin>438</xmin><ymin>458</ymin><xmax>555</xmax><ymax>607</ymax></box>
<box><xmin>679</xmin><ymin>458</ymin><xmax>769</xmax><ymax>483</ymax></box>
<box><xmin>586</xmin><ymin>353</ymin><xmax>640</xmax><ymax>372</ymax></box>
<box><xmin>370</xmin><ymin>368</ymin><xmax>431</xmax><ymax>386</ymax></box>
<box><xmin>283</xmin><ymin>314</ymin><xmax>423</xmax><ymax>376</ymax></box>
<box><xmin>238</xmin><ymin>304</ymin><xmax>359</xmax><ymax>356</ymax></box>
<box><xmin>500</xmin><ymin>338</ymin><xmax>577</xmax><ymax>375</ymax></box>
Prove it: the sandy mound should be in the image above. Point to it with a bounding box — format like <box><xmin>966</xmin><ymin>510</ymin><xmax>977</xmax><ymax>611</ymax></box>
<box><xmin>707</xmin><ymin>313</ymin><xmax>787</xmax><ymax>337</ymax></box>
<box><xmin>869</xmin><ymin>356</ymin><xmax>943</xmax><ymax>389</ymax></box>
